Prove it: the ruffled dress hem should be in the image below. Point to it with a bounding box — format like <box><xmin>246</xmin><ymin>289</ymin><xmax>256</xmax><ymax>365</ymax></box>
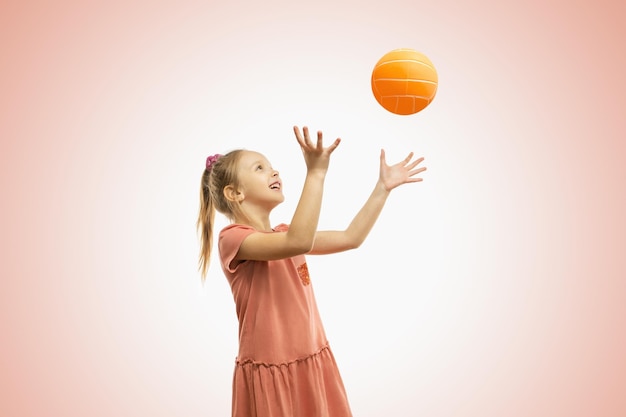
<box><xmin>232</xmin><ymin>344</ymin><xmax>353</xmax><ymax>417</ymax></box>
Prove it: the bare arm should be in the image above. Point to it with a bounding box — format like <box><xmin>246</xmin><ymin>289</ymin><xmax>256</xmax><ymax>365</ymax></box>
<box><xmin>236</xmin><ymin>126</ymin><xmax>341</xmax><ymax>261</ymax></box>
<box><xmin>309</xmin><ymin>149</ymin><xmax>426</xmax><ymax>255</ymax></box>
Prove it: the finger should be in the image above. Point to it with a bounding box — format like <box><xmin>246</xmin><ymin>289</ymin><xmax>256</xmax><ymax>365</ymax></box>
<box><xmin>302</xmin><ymin>126</ymin><xmax>312</xmax><ymax>146</ymax></box>
<box><xmin>316</xmin><ymin>130</ymin><xmax>323</xmax><ymax>149</ymax></box>
<box><xmin>380</xmin><ymin>149</ymin><xmax>387</xmax><ymax>165</ymax></box>
<box><xmin>326</xmin><ymin>138</ymin><xmax>341</xmax><ymax>153</ymax></box>
<box><xmin>293</xmin><ymin>125</ymin><xmax>306</xmax><ymax>147</ymax></box>
<box><xmin>403</xmin><ymin>152</ymin><xmax>415</xmax><ymax>164</ymax></box>
<box><xmin>293</xmin><ymin>125</ymin><xmax>302</xmax><ymax>139</ymax></box>
<box><xmin>408</xmin><ymin>166</ymin><xmax>427</xmax><ymax>177</ymax></box>
<box><xmin>405</xmin><ymin>156</ymin><xmax>425</xmax><ymax>170</ymax></box>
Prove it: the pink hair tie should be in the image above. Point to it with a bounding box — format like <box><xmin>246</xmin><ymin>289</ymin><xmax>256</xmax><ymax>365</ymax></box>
<box><xmin>206</xmin><ymin>154</ymin><xmax>222</xmax><ymax>171</ymax></box>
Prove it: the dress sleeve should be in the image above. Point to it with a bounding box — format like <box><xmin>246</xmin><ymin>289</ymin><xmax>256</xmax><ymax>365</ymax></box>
<box><xmin>218</xmin><ymin>224</ymin><xmax>257</xmax><ymax>273</ymax></box>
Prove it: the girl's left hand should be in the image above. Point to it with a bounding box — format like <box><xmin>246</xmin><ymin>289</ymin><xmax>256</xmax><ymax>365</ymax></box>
<box><xmin>379</xmin><ymin>149</ymin><xmax>426</xmax><ymax>191</ymax></box>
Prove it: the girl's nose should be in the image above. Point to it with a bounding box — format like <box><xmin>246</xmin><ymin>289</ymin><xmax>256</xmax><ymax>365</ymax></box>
<box><xmin>272</xmin><ymin>170</ymin><xmax>279</xmax><ymax>177</ymax></box>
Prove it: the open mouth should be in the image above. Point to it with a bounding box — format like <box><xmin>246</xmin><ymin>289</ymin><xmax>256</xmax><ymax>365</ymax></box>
<box><xmin>269</xmin><ymin>181</ymin><xmax>281</xmax><ymax>190</ymax></box>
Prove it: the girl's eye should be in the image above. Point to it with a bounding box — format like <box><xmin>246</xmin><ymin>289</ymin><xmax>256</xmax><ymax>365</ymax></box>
<box><xmin>256</xmin><ymin>165</ymin><xmax>263</xmax><ymax>170</ymax></box>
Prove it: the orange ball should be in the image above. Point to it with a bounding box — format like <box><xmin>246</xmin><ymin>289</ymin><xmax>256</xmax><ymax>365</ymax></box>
<box><xmin>371</xmin><ymin>48</ymin><xmax>438</xmax><ymax>115</ymax></box>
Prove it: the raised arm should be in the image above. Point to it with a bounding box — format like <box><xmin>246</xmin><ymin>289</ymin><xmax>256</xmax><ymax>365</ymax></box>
<box><xmin>236</xmin><ymin>126</ymin><xmax>341</xmax><ymax>261</ymax></box>
<box><xmin>309</xmin><ymin>149</ymin><xmax>426</xmax><ymax>255</ymax></box>
<box><xmin>286</xmin><ymin>126</ymin><xmax>340</xmax><ymax>251</ymax></box>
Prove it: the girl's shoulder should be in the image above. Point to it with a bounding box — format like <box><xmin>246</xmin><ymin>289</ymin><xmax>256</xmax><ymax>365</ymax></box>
<box><xmin>220</xmin><ymin>223</ymin><xmax>255</xmax><ymax>233</ymax></box>
<box><xmin>220</xmin><ymin>223</ymin><xmax>290</xmax><ymax>234</ymax></box>
<box><xmin>218</xmin><ymin>224</ymin><xmax>257</xmax><ymax>245</ymax></box>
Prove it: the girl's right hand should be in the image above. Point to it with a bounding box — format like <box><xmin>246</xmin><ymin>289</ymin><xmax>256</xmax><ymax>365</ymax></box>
<box><xmin>293</xmin><ymin>126</ymin><xmax>341</xmax><ymax>173</ymax></box>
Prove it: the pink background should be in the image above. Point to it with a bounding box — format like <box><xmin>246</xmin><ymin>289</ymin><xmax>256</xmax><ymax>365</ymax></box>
<box><xmin>1</xmin><ymin>0</ymin><xmax>625</xmax><ymax>416</ymax></box>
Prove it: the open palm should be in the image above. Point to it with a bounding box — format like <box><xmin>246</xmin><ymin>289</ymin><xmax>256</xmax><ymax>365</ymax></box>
<box><xmin>379</xmin><ymin>149</ymin><xmax>427</xmax><ymax>191</ymax></box>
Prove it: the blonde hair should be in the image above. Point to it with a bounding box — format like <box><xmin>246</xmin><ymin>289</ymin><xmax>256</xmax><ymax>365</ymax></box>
<box><xmin>197</xmin><ymin>149</ymin><xmax>246</xmax><ymax>280</ymax></box>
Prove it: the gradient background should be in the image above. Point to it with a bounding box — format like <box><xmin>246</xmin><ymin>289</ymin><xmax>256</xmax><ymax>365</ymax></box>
<box><xmin>1</xmin><ymin>0</ymin><xmax>625</xmax><ymax>416</ymax></box>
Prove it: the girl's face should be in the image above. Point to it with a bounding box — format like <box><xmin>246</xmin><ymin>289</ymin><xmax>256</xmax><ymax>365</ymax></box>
<box><xmin>236</xmin><ymin>150</ymin><xmax>284</xmax><ymax>209</ymax></box>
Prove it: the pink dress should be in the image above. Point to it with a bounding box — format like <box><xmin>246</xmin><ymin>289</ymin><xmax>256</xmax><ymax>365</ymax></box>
<box><xmin>218</xmin><ymin>223</ymin><xmax>353</xmax><ymax>417</ymax></box>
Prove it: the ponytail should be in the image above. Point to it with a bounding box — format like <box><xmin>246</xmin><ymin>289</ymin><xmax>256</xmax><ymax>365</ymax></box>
<box><xmin>197</xmin><ymin>170</ymin><xmax>215</xmax><ymax>280</ymax></box>
<box><xmin>196</xmin><ymin>150</ymin><xmax>244</xmax><ymax>281</ymax></box>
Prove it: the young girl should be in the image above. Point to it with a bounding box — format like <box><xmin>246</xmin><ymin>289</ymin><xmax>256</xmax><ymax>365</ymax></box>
<box><xmin>197</xmin><ymin>125</ymin><xmax>426</xmax><ymax>417</ymax></box>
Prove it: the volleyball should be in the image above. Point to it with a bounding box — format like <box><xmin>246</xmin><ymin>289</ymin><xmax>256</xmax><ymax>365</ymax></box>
<box><xmin>371</xmin><ymin>48</ymin><xmax>438</xmax><ymax>115</ymax></box>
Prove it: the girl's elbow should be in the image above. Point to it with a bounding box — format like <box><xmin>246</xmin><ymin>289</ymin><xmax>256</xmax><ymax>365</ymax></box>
<box><xmin>291</xmin><ymin>238</ymin><xmax>315</xmax><ymax>254</ymax></box>
<box><xmin>343</xmin><ymin>237</ymin><xmax>362</xmax><ymax>251</ymax></box>
<box><xmin>349</xmin><ymin>240</ymin><xmax>363</xmax><ymax>250</ymax></box>
<box><xmin>348</xmin><ymin>232</ymin><xmax>366</xmax><ymax>249</ymax></box>
<box><xmin>299</xmin><ymin>242</ymin><xmax>316</xmax><ymax>254</ymax></box>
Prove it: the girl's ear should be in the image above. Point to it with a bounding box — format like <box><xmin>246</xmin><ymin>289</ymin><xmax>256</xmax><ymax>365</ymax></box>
<box><xmin>224</xmin><ymin>185</ymin><xmax>243</xmax><ymax>202</ymax></box>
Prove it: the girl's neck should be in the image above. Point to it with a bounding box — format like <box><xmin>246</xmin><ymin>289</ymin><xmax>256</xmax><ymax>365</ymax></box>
<box><xmin>233</xmin><ymin>214</ymin><xmax>272</xmax><ymax>232</ymax></box>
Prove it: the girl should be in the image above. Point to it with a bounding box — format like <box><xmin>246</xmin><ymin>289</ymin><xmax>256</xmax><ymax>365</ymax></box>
<box><xmin>197</xmin><ymin>126</ymin><xmax>426</xmax><ymax>417</ymax></box>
